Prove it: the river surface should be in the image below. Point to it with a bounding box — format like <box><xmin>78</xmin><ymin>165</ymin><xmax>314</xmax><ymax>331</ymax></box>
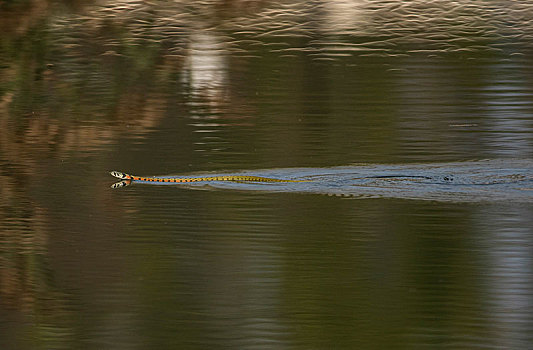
<box><xmin>1</xmin><ymin>1</ymin><xmax>533</xmax><ymax>349</ymax></box>
<box><xmin>111</xmin><ymin>159</ymin><xmax>533</xmax><ymax>202</ymax></box>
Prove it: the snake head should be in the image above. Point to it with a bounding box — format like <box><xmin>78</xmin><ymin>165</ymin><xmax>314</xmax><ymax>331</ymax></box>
<box><xmin>110</xmin><ymin>171</ymin><xmax>132</xmax><ymax>180</ymax></box>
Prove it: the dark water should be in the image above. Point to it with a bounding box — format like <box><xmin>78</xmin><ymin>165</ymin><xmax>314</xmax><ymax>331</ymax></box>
<box><xmin>1</xmin><ymin>1</ymin><xmax>533</xmax><ymax>349</ymax></box>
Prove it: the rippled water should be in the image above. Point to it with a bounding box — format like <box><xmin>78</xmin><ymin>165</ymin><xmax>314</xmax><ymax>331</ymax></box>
<box><xmin>110</xmin><ymin>159</ymin><xmax>533</xmax><ymax>202</ymax></box>
<box><xmin>1</xmin><ymin>1</ymin><xmax>533</xmax><ymax>349</ymax></box>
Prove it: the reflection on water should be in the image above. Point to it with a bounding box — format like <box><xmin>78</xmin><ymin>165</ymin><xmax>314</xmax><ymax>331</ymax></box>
<box><xmin>477</xmin><ymin>207</ymin><xmax>533</xmax><ymax>349</ymax></box>
<box><xmin>1</xmin><ymin>0</ymin><xmax>533</xmax><ymax>348</ymax></box>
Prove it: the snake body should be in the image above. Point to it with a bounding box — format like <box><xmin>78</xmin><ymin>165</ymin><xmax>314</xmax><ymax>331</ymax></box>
<box><xmin>110</xmin><ymin>170</ymin><xmax>307</xmax><ymax>187</ymax></box>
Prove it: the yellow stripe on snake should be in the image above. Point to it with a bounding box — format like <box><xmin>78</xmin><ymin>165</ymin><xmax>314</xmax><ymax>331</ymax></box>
<box><xmin>110</xmin><ymin>171</ymin><xmax>308</xmax><ymax>188</ymax></box>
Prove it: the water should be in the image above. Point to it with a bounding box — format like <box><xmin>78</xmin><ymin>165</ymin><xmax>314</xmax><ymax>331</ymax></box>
<box><xmin>110</xmin><ymin>159</ymin><xmax>533</xmax><ymax>202</ymax></box>
<box><xmin>1</xmin><ymin>1</ymin><xmax>533</xmax><ymax>349</ymax></box>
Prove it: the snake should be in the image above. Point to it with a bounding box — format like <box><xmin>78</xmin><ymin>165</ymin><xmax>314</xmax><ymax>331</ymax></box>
<box><xmin>110</xmin><ymin>171</ymin><xmax>308</xmax><ymax>188</ymax></box>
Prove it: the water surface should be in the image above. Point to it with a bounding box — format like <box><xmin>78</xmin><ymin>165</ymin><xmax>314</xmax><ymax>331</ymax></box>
<box><xmin>111</xmin><ymin>159</ymin><xmax>533</xmax><ymax>202</ymax></box>
<box><xmin>1</xmin><ymin>1</ymin><xmax>533</xmax><ymax>349</ymax></box>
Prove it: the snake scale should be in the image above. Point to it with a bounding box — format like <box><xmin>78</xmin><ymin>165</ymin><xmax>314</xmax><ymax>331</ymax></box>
<box><xmin>110</xmin><ymin>171</ymin><xmax>307</xmax><ymax>188</ymax></box>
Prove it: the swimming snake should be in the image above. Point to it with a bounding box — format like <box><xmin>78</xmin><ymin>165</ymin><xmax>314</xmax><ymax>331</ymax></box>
<box><xmin>110</xmin><ymin>171</ymin><xmax>307</xmax><ymax>188</ymax></box>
